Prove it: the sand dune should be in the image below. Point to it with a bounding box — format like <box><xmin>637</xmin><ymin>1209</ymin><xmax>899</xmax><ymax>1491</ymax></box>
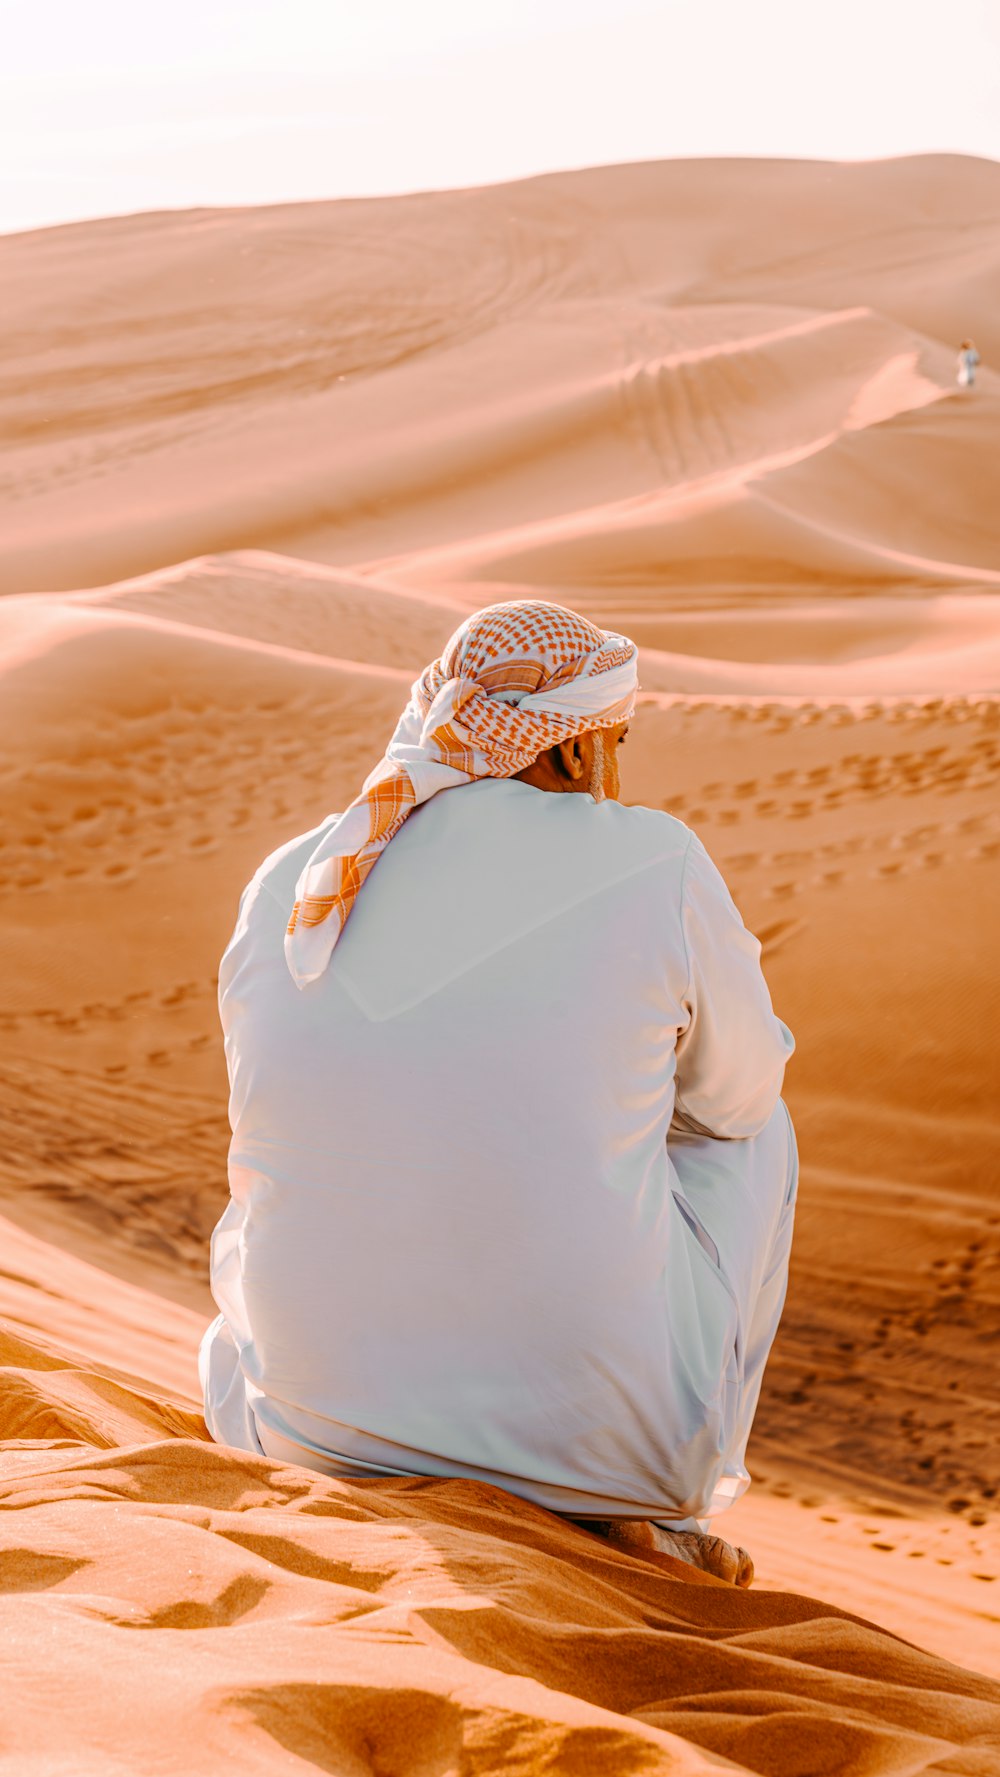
<box><xmin>0</xmin><ymin>1211</ymin><xmax>204</xmax><ymax>1402</ymax></box>
<box><xmin>2</xmin><ymin>156</ymin><xmax>998</xmax><ymax>599</ymax></box>
<box><xmin>3</xmin><ymin>1322</ymin><xmax>999</xmax><ymax>1776</ymax></box>
<box><xmin>2</xmin><ymin>155</ymin><xmax>999</xmax><ymax>1766</ymax></box>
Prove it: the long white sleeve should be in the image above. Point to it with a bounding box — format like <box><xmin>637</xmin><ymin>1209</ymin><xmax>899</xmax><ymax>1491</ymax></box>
<box><xmin>673</xmin><ymin>833</ymin><xmax>794</xmax><ymax>1139</ymax></box>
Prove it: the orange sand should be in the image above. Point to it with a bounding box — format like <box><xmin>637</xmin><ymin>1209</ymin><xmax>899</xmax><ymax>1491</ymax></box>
<box><xmin>1</xmin><ymin>155</ymin><xmax>999</xmax><ymax>1771</ymax></box>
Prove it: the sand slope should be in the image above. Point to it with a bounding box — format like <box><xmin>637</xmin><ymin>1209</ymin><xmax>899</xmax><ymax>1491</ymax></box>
<box><xmin>2</xmin><ymin>155</ymin><xmax>1000</xmax><ymax>1762</ymax></box>
<box><xmin>3</xmin><ymin>1323</ymin><xmax>1000</xmax><ymax>1776</ymax></box>
<box><xmin>2</xmin><ymin>156</ymin><xmax>998</xmax><ymax>600</ymax></box>
<box><xmin>2</xmin><ymin>550</ymin><xmax>997</xmax><ymax>1684</ymax></box>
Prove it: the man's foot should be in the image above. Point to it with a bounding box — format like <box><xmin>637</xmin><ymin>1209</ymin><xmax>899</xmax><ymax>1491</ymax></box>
<box><xmin>588</xmin><ymin>1519</ymin><xmax>754</xmax><ymax>1587</ymax></box>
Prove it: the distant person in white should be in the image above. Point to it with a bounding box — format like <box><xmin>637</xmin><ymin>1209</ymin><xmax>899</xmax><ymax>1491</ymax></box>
<box><xmin>200</xmin><ymin>600</ymin><xmax>797</xmax><ymax>1585</ymax></box>
<box><xmin>957</xmin><ymin>340</ymin><xmax>980</xmax><ymax>388</ymax></box>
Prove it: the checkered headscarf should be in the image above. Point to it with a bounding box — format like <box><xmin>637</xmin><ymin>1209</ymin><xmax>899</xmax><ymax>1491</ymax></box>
<box><xmin>285</xmin><ymin>600</ymin><xmax>639</xmax><ymax>986</ymax></box>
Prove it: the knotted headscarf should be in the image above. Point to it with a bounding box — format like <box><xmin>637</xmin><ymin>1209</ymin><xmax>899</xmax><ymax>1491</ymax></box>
<box><xmin>285</xmin><ymin>600</ymin><xmax>639</xmax><ymax>986</ymax></box>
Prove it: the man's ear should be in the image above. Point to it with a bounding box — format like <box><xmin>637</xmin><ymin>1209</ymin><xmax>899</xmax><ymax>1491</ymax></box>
<box><xmin>556</xmin><ymin>736</ymin><xmax>587</xmax><ymax>782</ymax></box>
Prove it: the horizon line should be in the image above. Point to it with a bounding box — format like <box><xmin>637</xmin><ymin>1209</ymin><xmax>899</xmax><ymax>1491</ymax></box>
<box><xmin>4</xmin><ymin>146</ymin><xmax>999</xmax><ymax>245</ymax></box>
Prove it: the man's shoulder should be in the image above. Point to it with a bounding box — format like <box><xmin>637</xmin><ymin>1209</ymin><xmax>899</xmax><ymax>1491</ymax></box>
<box><xmin>246</xmin><ymin>815</ymin><xmax>341</xmax><ymax>910</ymax></box>
<box><xmin>602</xmin><ymin>798</ymin><xmax>694</xmax><ymax>858</ymax></box>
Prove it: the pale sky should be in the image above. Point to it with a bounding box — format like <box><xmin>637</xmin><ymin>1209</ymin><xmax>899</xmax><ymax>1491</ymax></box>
<box><xmin>3</xmin><ymin>0</ymin><xmax>999</xmax><ymax>237</ymax></box>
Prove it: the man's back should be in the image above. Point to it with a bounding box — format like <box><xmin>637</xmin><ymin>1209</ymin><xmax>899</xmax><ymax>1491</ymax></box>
<box><xmin>211</xmin><ymin>778</ymin><xmax>791</xmax><ymax>1517</ymax></box>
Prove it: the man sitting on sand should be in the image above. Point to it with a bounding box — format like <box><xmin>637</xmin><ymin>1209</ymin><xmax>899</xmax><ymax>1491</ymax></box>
<box><xmin>201</xmin><ymin>600</ymin><xmax>797</xmax><ymax>1585</ymax></box>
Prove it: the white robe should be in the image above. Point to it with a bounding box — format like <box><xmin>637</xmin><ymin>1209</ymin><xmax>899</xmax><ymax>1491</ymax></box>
<box><xmin>201</xmin><ymin>779</ymin><xmax>796</xmax><ymax>1521</ymax></box>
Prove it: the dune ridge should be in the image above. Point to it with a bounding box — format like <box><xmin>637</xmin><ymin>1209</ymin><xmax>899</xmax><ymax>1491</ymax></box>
<box><xmin>5</xmin><ymin>549</ymin><xmax>1000</xmax><ymax>704</ymax></box>
<box><xmin>2</xmin><ymin>155</ymin><xmax>999</xmax><ymax>1767</ymax></box>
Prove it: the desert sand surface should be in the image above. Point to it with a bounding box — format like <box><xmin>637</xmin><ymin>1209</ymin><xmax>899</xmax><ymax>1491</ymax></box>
<box><xmin>2</xmin><ymin>154</ymin><xmax>999</xmax><ymax>1771</ymax></box>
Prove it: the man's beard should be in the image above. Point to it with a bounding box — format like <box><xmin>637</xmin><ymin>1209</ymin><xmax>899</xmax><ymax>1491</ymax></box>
<box><xmin>588</xmin><ymin>731</ymin><xmax>606</xmax><ymax>801</ymax></box>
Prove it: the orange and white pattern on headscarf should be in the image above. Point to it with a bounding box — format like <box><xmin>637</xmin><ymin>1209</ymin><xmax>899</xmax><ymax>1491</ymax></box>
<box><xmin>284</xmin><ymin>600</ymin><xmax>639</xmax><ymax>987</ymax></box>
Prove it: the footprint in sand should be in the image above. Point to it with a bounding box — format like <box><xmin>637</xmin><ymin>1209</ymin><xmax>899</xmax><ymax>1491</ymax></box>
<box><xmin>756</xmin><ymin>918</ymin><xmax>806</xmax><ymax>956</ymax></box>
